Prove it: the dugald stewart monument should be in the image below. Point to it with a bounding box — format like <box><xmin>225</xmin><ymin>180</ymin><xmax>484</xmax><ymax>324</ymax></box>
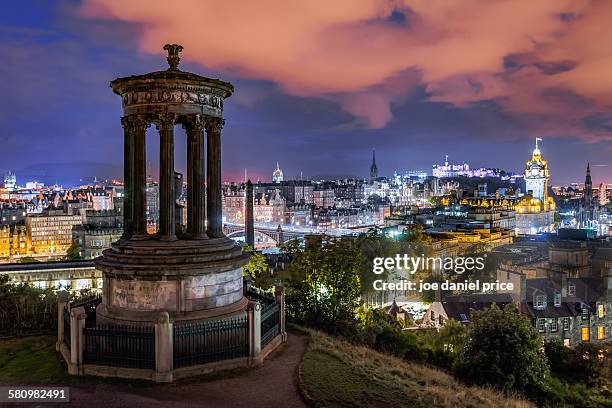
<box><xmin>56</xmin><ymin>44</ymin><xmax>286</xmax><ymax>383</ymax></box>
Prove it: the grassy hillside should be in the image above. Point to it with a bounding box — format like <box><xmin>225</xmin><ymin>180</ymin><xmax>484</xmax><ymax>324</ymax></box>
<box><xmin>299</xmin><ymin>329</ymin><xmax>534</xmax><ymax>408</ymax></box>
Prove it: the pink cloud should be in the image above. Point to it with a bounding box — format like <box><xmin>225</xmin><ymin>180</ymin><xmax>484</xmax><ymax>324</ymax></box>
<box><xmin>80</xmin><ymin>0</ymin><xmax>612</xmax><ymax>140</ymax></box>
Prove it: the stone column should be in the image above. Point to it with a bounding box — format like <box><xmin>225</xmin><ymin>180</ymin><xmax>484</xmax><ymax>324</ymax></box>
<box><xmin>276</xmin><ymin>225</ymin><xmax>284</xmax><ymax>247</ymax></box>
<box><xmin>184</xmin><ymin>115</ymin><xmax>207</xmax><ymax>239</ymax></box>
<box><xmin>154</xmin><ymin>311</ymin><xmax>173</xmax><ymax>383</ymax></box>
<box><xmin>206</xmin><ymin>117</ymin><xmax>224</xmax><ymax>238</ymax></box>
<box><xmin>245</xmin><ymin>179</ymin><xmax>254</xmax><ymax>248</ymax></box>
<box><xmin>156</xmin><ymin>114</ymin><xmax>177</xmax><ymax>241</ymax></box>
<box><xmin>131</xmin><ymin>115</ymin><xmax>149</xmax><ymax>239</ymax></box>
<box><xmin>248</xmin><ymin>301</ymin><xmax>261</xmax><ymax>359</ymax></box>
<box><xmin>275</xmin><ymin>285</ymin><xmax>287</xmax><ymax>342</ymax></box>
<box><xmin>186</xmin><ymin>130</ymin><xmax>193</xmax><ymax>235</ymax></box>
<box><xmin>69</xmin><ymin>306</ymin><xmax>86</xmax><ymax>375</ymax></box>
<box><xmin>120</xmin><ymin>117</ymin><xmax>134</xmax><ymax>239</ymax></box>
<box><xmin>56</xmin><ymin>291</ymin><xmax>69</xmax><ymax>351</ymax></box>
<box><xmin>174</xmin><ymin>172</ymin><xmax>184</xmax><ymax>233</ymax></box>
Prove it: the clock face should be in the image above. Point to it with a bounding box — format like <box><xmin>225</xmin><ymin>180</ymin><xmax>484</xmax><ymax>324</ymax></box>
<box><xmin>531</xmin><ymin>168</ymin><xmax>539</xmax><ymax>176</ymax></box>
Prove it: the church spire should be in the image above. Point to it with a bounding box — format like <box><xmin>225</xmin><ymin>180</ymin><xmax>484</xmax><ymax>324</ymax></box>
<box><xmin>586</xmin><ymin>163</ymin><xmax>591</xmax><ymax>184</ymax></box>
<box><xmin>370</xmin><ymin>149</ymin><xmax>378</xmax><ymax>180</ymax></box>
<box><xmin>272</xmin><ymin>161</ymin><xmax>284</xmax><ymax>183</ymax></box>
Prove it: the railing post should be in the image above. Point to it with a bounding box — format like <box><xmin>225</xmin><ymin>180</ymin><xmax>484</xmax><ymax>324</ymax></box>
<box><xmin>154</xmin><ymin>311</ymin><xmax>173</xmax><ymax>383</ymax></box>
<box><xmin>275</xmin><ymin>285</ymin><xmax>287</xmax><ymax>342</ymax></box>
<box><xmin>56</xmin><ymin>291</ymin><xmax>69</xmax><ymax>351</ymax></box>
<box><xmin>69</xmin><ymin>306</ymin><xmax>86</xmax><ymax>375</ymax></box>
<box><xmin>248</xmin><ymin>301</ymin><xmax>261</xmax><ymax>360</ymax></box>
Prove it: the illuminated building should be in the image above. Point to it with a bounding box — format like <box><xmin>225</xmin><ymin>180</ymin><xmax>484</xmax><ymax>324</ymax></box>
<box><xmin>515</xmin><ymin>138</ymin><xmax>556</xmax><ymax>235</ymax></box>
<box><xmin>223</xmin><ymin>188</ymin><xmax>286</xmax><ymax>224</ymax></box>
<box><xmin>432</xmin><ymin>155</ymin><xmax>470</xmax><ymax>178</ymax></box>
<box><xmin>146</xmin><ymin>180</ymin><xmax>159</xmax><ymax>233</ymax></box>
<box><xmin>254</xmin><ymin>189</ymin><xmax>286</xmax><ymax>224</ymax></box>
<box><xmin>0</xmin><ymin>261</ymin><xmax>102</xmax><ymax>292</ymax></box>
<box><xmin>0</xmin><ymin>225</ymin><xmax>29</xmax><ymax>260</ymax></box>
<box><xmin>406</xmin><ymin>170</ymin><xmax>428</xmax><ymax>182</ymax></box>
<box><xmin>313</xmin><ymin>188</ymin><xmax>335</xmax><ymax>208</ymax></box>
<box><xmin>25</xmin><ymin>181</ymin><xmax>44</xmax><ymax>190</ymax></box>
<box><xmin>73</xmin><ymin>225</ymin><xmax>122</xmax><ymax>259</ymax></box>
<box><xmin>524</xmin><ymin>138</ymin><xmax>549</xmax><ymax>201</ymax></box>
<box><xmin>73</xmin><ymin>208</ymin><xmax>123</xmax><ymax>259</ymax></box>
<box><xmin>599</xmin><ymin>183</ymin><xmax>608</xmax><ymax>206</ymax></box>
<box><xmin>25</xmin><ymin>209</ymin><xmax>83</xmax><ymax>255</ymax></box>
<box><xmin>3</xmin><ymin>172</ymin><xmax>16</xmax><ymax>191</ymax></box>
<box><xmin>0</xmin><ymin>225</ymin><xmax>9</xmax><ymax>258</ymax></box>
<box><xmin>272</xmin><ymin>162</ymin><xmax>284</xmax><ymax>183</ymax></box>
<box><xmin>432</xmin><ymin>155</ymin><xmax>520</xmax><ymax>182</ymax></box>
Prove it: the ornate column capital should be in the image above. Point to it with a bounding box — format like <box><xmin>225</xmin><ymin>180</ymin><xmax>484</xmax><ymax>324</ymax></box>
<box><xmin>121</xmin><ymin>114</ymin><xmax>151</xmax><ymax>132</ymax></box>
<box><xmin>182</xmin><ymin>114</ymin><xmax>206</xmax><ymax>133</ymax></box>
<box><xmin>204</xmin><ymin>117</ymin><xmax>224</xmax><ymax>134</ymax></box>
<box><xmin>153</xmin><ymin>113</ymin><xmax>178</xmax><ymax>131</ymax></box>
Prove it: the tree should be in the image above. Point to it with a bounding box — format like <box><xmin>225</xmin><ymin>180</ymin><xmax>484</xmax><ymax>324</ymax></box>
<box><xmin>422</xmin><ymin>319</ymin><xmax>468</xmax><ymax>369</ymax></box>
<box><xmin>457</xmin><ymin>303</ymin><xmax>549</xmax><ymax>399</ymax></box>
<box><xmin>242</xmin><ymin>245</ymin><xmax>274</xmax><ymax>289</ymax></box>
<box><xmin>281</xmin><ymin>236</ymin><xmax>362</xmax><ymax>334</ymax></box>
<box><xmin>65</xmin><ymin>243</ymin><xmax>82</xmax><ymax>260</ymax></box>
<box><xmin>0</xmin><ymin>275</ymin><xmax>58</xmax><ymax>336</ymax></box>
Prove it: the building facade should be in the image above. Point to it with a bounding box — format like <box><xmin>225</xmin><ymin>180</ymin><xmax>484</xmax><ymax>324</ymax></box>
<box><xmin>25</xmin><ymin>209</ymin><xmax>83</xmax><ymax>255</ymax></box>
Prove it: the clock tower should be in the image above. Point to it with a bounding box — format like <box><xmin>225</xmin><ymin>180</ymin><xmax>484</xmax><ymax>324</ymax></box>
<box><xmin>524</xmin><ymin>137</ymin><xmax>549</xmax><ymax>202</ymax></box>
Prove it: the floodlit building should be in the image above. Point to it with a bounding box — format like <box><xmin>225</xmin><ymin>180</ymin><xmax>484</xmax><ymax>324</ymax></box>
<box><xmin>25</xmin><ymin>208</ymin><xmax>83</xmax><ymax>255</ymax></box>
<box><xmin>515</xmin><ymin>138</ymin><xmax>556</xmax><ymax>235</ymax></box>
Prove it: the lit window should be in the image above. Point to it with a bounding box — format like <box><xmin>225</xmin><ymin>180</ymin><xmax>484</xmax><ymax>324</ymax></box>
<box><xmin>597</xmin><ymin>326</ymin><xmax>605</xmax><ymax>340</ymax></box>
<box><xmin>581</xmin><ymin>327</ymin><xmax>590</xmax><ymax>342</ymax></box>
<box><xmin>564</xmin><ymin>339</ymin><xmax>571</xmax><ymax>347</ymax></box>
<box><xmin>598</xmin><ymin>304</ymin><xmax>605</xmax><ymax>319</ymax></box>
<box><xmin>537</xmin><ymin>318</ymin><xmax>545</xmax><ymax>332</ymax></box>
<box><xmin>550</xmin><ymin>319</ymin><xmax>558</xmax><ymax>332</ymax></box>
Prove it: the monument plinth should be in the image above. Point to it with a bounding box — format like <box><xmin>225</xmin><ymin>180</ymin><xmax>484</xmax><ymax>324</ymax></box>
<box><xmin>95</xmin><ymin>44</ymin><xmax>249</xmax><ymax>325</ymax></box>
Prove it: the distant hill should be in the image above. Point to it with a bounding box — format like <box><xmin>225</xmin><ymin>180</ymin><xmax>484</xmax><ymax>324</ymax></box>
<box><xmin>309</xmin><ymin>174</ymin><xmax>362</xmax><ymax>181</ymax></box>
<box><xmin>16</xmin><ymin>162</ymin><xmax>122</xmax><ymax>187</ymax></box>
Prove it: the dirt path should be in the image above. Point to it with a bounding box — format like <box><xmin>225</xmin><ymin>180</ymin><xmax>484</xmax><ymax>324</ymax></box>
<box><xmin>67</xmin><ymin>332</ymin><xmax>309</xmax><ymax>408</ymax></box>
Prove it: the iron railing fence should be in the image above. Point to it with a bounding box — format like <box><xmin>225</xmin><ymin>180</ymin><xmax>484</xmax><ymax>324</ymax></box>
<box><xmin>83</xmin><ymin>324</ymin><xmax>155</xmax><ymax>369</ymax></box>
<box><xmin>63</xmin><ymin>307</ymin><xmax>71</xmax><ymax>348</ymax></box>
<box><xmin>261</xmin><ymin>301</ymin><xmax>280</xmax><ymax>348</ymax></box>
<box><xmin>246</xmin><ymin>287</ymin><xmax>275</xmax><ymax>306</ymax></box>
<box><xmin>70</xmin><ymin>295</ymin><xmax>102</xmax><ymax>328</ymax></box>
<box><xmin>173</xmin><ymin>316</ymin><xmax>249</xmax><ymax>369</ymax></box>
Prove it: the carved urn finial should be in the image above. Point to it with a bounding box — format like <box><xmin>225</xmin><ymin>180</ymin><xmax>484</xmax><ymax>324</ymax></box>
<box><xmin>163</xmin><ymin>43</ymin><xmax>183</xmax><ymax>71</ymax></box>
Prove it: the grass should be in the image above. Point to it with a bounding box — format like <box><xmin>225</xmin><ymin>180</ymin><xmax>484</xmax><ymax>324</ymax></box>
<box><xmin>0</xmin><ymin>335</ymin><xmax>68</xmax><ymax>384</ymax></box>
<box><xmin>0</xmin><ymin>335</ymin><xmax>153</xmax><ymax>387</ymax></box>
<box><xmin>299</xmin><ymin>329</ymin><xmax>534</xmax><ymax>408</ymax></box>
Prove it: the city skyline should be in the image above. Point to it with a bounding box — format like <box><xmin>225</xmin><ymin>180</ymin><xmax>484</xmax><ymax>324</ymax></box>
<box><xmin>1</xmin><ymin>1</ymin><xmax>611</xmax><ymax>184</ymax></box>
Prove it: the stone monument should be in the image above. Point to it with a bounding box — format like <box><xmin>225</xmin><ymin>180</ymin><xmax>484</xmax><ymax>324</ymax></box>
<box><xmin>95</xmin><ymin>44</ymin><xmax>249</xmax><ymax>325</ymax></box>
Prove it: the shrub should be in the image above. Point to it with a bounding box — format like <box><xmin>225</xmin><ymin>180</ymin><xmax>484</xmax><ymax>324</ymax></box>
<box><xmin>456</xmin><ymin>303</ymin><xmax>549</xmax><ymax>400</ymax></box>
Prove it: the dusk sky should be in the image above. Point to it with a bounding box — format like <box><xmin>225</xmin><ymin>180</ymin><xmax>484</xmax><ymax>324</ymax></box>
<box><xmin>1</xmin><ymin>0</ymin><xmax>611</xmax><ymax>185</ymax></box>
